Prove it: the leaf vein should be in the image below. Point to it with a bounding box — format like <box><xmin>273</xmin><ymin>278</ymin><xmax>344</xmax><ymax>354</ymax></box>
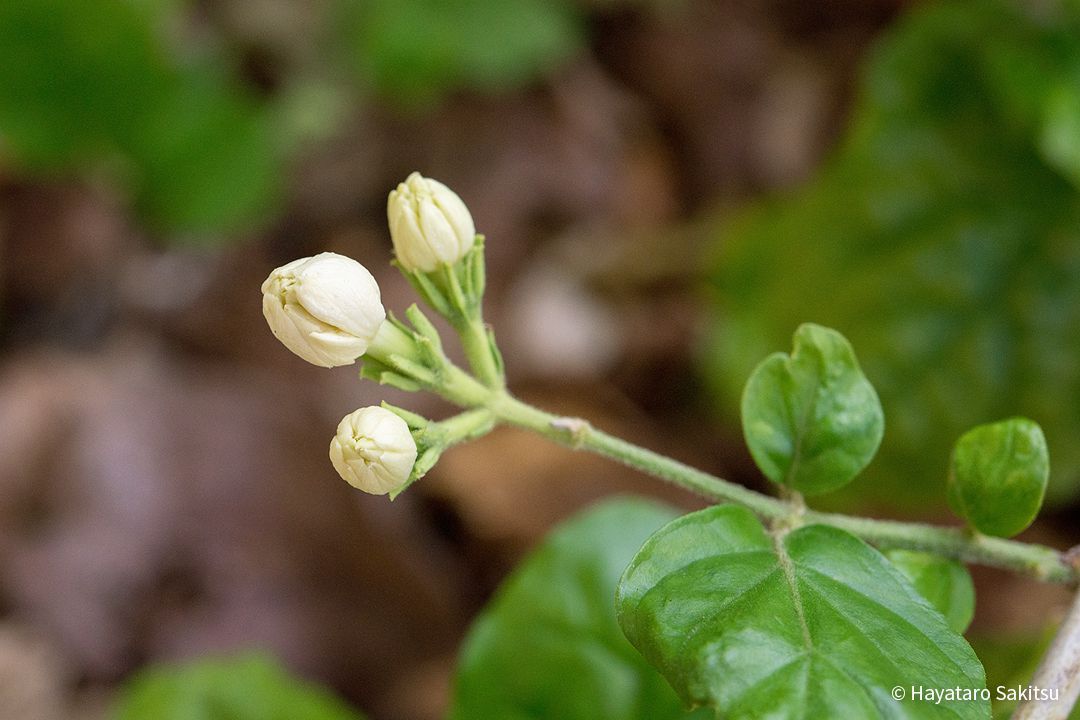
<box><xmin>679</xmin><ymin>566</ymin><xmax>781</xmax><ymax>657</ymax></box>
<box><xmin>800</xmin><ymin>566</ymin><xmax>974</xmax><ymax>680</ymax></box>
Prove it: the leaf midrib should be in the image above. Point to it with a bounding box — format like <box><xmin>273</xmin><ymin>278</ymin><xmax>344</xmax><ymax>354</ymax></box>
<box><xmin>773</xmin><ymin>530</ymin><xmax>813</xmax><ymax>653</ymax></box>
<box><xmin>757</xmin><ymin>543</ymin><xmax>970</xmax><ymax>720</ymax></box>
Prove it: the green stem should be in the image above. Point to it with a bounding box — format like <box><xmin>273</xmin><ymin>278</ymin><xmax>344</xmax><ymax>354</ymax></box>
<box><xmin>436</xmin><ymin>256</ymin><xmax>503</xmax><ymax>388</ymax></box>
<box><xmin>455</xmin><ymin>315</ymin><xmax>502</xmax><ymax>388</ymax></box>
<box><xmin>809</xmin><ymin>511</ymin><xmax>1074</xmax><ymax>583</ymax></box>
<box><xmin>485</xmin><ymin>392</ymin><xmax>1078</xmax><ymax>585</ymax></box>
<box><xmin>438</xmin><ymin>364</ymin><xmax>493</xmax><ymax>407</ymax></box>
<box><xmin>428</xmin><ymin>407</ymin><xmax>495</xmax><ymax>445</ymax></box>
<box><xmin>487</xmin><ymin>393</ymin><xmax>785</xmax><ymax>520</ymax></box>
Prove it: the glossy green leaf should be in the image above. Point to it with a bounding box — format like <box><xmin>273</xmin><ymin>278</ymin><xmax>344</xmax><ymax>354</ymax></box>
<box><xmin>617</xmin><ymin>505</ymin><xmax>989</xmax><ymax>719</ymax></box>
<box><xmin>947</xmin><ymin>417</ymin><xmax>1049</xmax><ymax>537</ymax></box>
<box><xmin>449</xmin><ymin>497</ymin><xmax>709</xmax><ymax>720</ymax></box>
<box><xmin>740</xmin><ymin>323</ymin><xmax>884</xmax><ymax>496</ymax></box>
<box><xmin>114</xmin><ymin>654</ymin><xmax>366</xmax><ymax>720</ymax></box>
<box><xmin>885</xmin><ymin>550</ymin><xmax>976</xmax><ymax>633</ymax></box>
<box><xmin>705</xmin><ymin>0</ymin><xmax>1080</xmax><ymax>507</ymax></box>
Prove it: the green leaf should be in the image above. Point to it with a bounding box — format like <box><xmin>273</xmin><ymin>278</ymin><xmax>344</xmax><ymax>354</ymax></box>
<box><xmin>113</xmin><ymin>653</ymin><xmax>366</xmax><ymax>720</ymax></box>
<box><xmin>704</xmin><ymin>0</ymin><xmax>1080</xmax><ymax>508</ymax></box>
<box><xmin>449</xmin><ymin>497</ymin><xmax>709</xmax><ymax>720</ymax></box>
<box><xmin>947</xmin><ymin>417</ymin><xmax>1049</xmax><ymax>537</ymax></box>
<box><xmin>617</xmin><ymin>505</ymin><xmax>989</xmax><ymax>719</ymax></box>
<box><xmin>740</xmin><ymin>323</ymin><xmax>884</xmax><ymax>496</ymax></box>
<box><xmin>885</xmin><ymin>550</ymin><xmax>976</xmax><ymax>633</ymax></box>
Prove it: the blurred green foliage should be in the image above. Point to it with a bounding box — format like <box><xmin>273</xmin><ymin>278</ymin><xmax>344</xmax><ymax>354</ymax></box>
<box><xmin>450</xmin><ymin>497</ymin><xmax>709</xmax><ymax>720</ymax></box>
<box><xmin>0</xmin><ymin>0</ymin><xmax>281</xmax><ymax>237</ymax></box>
<box><xmin>705</xmin><ymin>0</ymin><xmax>1080</xmax><ymax>507</ymax></box>
<box><xmin>339</xmin><ymin>0</ymin><xmax>584</xmax><ymax>107</ymax></box>
<box><xmin>113</xmin><ymin>653</ymin><xmax>366</xmax><ymax>720</ymax></box>
<box><xmin>969</xmin><ymin>628</ymin><xmax>1080</xmax><ymax>720</ymax></box>
<box><xmin>0</xmin><ymin>0</ymin><xmax>585</xmax><ymax>237</ymax></box>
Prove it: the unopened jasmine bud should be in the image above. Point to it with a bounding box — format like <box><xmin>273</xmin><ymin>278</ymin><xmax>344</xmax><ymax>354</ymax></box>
<box><xmin>262</xmin><ymin>252</ymin><xmax>385</xmax><ymax>368</ymax></box>
<box><xmin>329</xmin><ymin>406</ymin><xmax>418</xmax><ymax>495</ymax></box>
<box><xmin>388</xmin><ymin>172</ymin><xmax>475</xmax><ymax>272</ymax></box>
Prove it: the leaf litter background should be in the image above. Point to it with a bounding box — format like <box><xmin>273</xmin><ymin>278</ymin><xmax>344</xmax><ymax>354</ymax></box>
<box><xmin>0</xmin><ymin>0</ymin><xmax>1079</xmax><ymax>718</ymax></box>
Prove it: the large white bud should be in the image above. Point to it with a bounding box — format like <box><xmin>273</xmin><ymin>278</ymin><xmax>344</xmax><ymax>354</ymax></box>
<box><xmin>329</xmin><ymin>406</ymin><xmax>418</xmax><ymax>495</ymax></box>
<box><xmin>262</xmin><ymin>252</ymin><xmax>385</xmax><ymax>368</ymax></box>
<box><xmin>387</xmin><ymin>172</ymin><xmax>476</xmax><ymax>272</ymax></box>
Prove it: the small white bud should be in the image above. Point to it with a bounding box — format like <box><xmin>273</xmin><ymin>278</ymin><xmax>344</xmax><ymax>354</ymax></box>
<box><xmin>387</xmin><ymin>172</ymin><xmax>476</xmax><ymax>272</ymax></box>
<box><xmin>329</xmin><ymin>406</ymin><xmax>418</xmax><ymax>495</ymax></box>
<box><xmin>261</xmin><ymin>252</ymin><xmax>385</xmax><ymax>368</ymax></box>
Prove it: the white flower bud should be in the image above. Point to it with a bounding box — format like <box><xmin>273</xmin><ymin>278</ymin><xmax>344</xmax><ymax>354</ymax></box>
<box><xmin>329</xmin><ymin>406</ymin><xmax>418</xmax><ymax>495</ymax></box>
<box><xmin>387</xmin><ymin>172</ymin><xmax>476</xmax><ymax>272</ymax></box>
<box><xmin>262</xmin><ymin>252</ymin><xmax>386</xmax><ymax>368</ymax></box>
